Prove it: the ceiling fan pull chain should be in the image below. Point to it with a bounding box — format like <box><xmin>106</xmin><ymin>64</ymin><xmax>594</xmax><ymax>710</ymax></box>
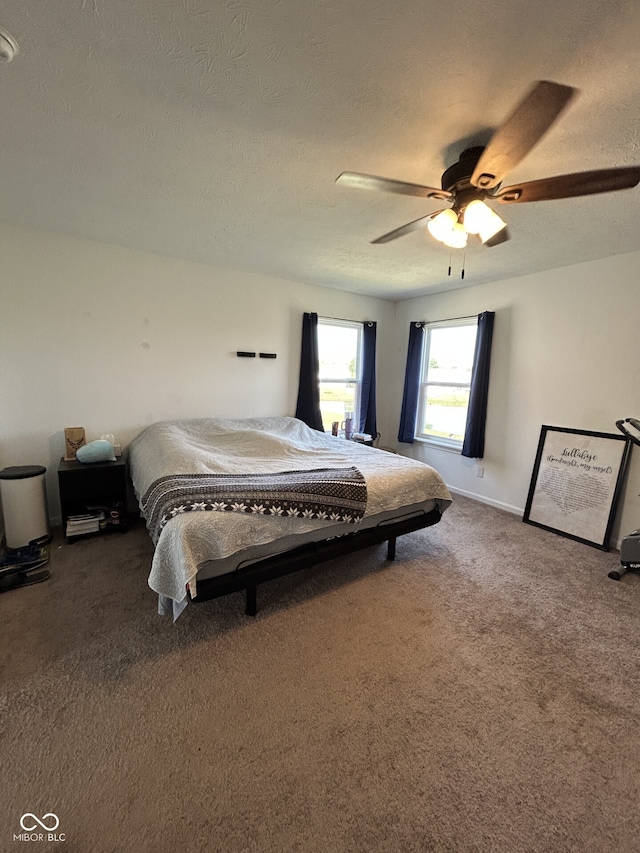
<box><xmin>461</xmin><ymin>250</ymin><xmax>466</xmax><ymax>280</ymax></box>
<box><xmin>448</xmin><ymin>253</ymin><xmax>452</xmax><ymax>277</ymax></box>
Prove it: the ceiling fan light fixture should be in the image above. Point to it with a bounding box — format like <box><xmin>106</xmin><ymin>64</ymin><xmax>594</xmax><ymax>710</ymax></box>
<box><xmin>443</xmin><ymin>222</ymin><xmax>468</xmax><ymax>249</ymax></box>
<box><xmin>427</xmin><ymin>209</ymin><xmax>457</xmax><ymax>244</ymax></box>
<box><xmin>462</xmin><ymin>199</ymin><xmax>491</xmax><ymax>235</ymax></box>
<box><xmin>428</xmin><ymin>202</ymin><xmax>504</xmax><ymax>249</ymax></box>
<box><xmin>478</xmin><ymin>208</ymin><xmax>508</xmax><ymax>244</ymax></box>
<box><xmin>463</xmin><ymin>199</ymin><xmax>507</xmax><ymax>243</ymax></box>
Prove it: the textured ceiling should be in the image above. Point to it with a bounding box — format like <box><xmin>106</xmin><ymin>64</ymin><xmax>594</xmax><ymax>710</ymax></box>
<box><xmin>0</xmin><ymin>0</ymin><xmax>639</xmax><ymax>300</ymax></box>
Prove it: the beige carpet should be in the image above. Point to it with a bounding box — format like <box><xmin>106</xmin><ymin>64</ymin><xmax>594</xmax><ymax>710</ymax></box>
<box><xmin>1</xmin><ymin>495</ymin><xmax>639</xmax><ymax>852</ymax></box>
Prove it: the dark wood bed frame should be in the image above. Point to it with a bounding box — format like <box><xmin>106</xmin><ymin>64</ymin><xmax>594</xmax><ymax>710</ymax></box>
<box><xmin>189</xmin><ymin>505</ymin><xmax>443</xmax><ymax>615</ymax></box>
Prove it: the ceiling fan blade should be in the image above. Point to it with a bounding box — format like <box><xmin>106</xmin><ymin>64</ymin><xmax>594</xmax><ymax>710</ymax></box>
<box><xmin>371</xmin><ymin>213</ymin><xmax>443</xmax><ymax>244</ymax></box>
<box><xmin>471</xmin><ymin>81</ymin><xmax>577</xmax><ymax>190</ymax></box>
<box><xmin>336</xmin><ymin>172</ymin><xmax>451</xmax><ymax>201</ymax></box>
<box><xmin>496</xmin><ymin>167</ymin><xmax>640</xmax><ymax>203</ymax></box>
<box><xmin>483</xmin><ymin>226</ymin><xmax>510</xmax><ymax>247</ymax></box>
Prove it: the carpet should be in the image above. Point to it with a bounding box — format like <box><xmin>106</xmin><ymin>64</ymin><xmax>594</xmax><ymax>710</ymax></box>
<box><xmin>1</xmin><ymin>495</ymin><xmax>638</xmax><ymax>852</ymax></box>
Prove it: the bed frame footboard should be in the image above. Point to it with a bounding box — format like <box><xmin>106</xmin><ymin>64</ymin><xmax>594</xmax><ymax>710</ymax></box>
<box><xmin>189</xmin><ymin>506</ymin><xmax>442</xmax><ymax>615</ymax></box>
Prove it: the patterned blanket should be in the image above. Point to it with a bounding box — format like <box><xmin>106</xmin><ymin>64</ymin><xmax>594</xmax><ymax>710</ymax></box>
<box><xmin>141</xmin><ymin>466</ymin><xmax>368</xmax><ymax>543</ymax></box>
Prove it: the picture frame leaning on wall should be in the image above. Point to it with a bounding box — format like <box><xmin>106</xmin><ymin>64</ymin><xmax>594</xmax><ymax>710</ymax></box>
<box><xmin>523</xmin><ymin>425</ymin><xmax>631</xmax><ymax>551</ymax></box>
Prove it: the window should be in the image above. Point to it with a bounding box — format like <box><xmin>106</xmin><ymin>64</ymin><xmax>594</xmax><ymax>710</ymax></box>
<box><xmin>317</xmin><ymin>318</ymin><xmax>363</xmax><ymax>433</ymax></box>
<box><xmin>416</xmin><ymin>319</ymin><xmax>478</xmax><ymax>449</ymax></box>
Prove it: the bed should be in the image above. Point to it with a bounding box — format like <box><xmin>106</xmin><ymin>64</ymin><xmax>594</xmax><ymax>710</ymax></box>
<box><xmin>128</xmin><ymin>416</ymin><xmax>452</xmax><ymax>620</ymax></box>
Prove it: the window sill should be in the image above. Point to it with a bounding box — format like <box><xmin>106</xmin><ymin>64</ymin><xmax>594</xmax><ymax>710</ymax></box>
<box><xmin>413</xmin><ymin>436</ymin><xmax>462</xmax><ymax>454</ymax></box>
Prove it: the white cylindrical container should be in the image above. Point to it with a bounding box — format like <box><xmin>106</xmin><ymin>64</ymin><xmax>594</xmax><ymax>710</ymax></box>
<box><xmin>0</xmin><ymin>465</ymin><xmax>49</xmax><ymax>549</ymax></box>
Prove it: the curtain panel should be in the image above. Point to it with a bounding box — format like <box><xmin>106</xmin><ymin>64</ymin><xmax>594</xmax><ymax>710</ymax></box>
<box><xmin>294</xmin><ymin>312</ymin><xmax>324</xmax><ymax>432</ymax></box>
<box><xmin>359</xmin><ymin>322</ymin><xmax>377</xmax><ymax>437</ymax></box>
<box><xmin>397</xmin><ymin>322</ymin><xmax>425</xmax><ymax>443</ymax></box>
<box><xmin>461</xmin><ymin>311</ymin><xmax>495</xmax><ymax>459</ymax></box>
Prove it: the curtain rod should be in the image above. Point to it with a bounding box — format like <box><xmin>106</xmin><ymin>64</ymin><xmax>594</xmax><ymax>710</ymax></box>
<box><xmin>319</xmin><ymin>315</ymin><xmax>375</xmax><ymax>325</ymax></box>
<box><xmin>418</xmin><ymin>312</ymin><xmax>483</xmax><ymax>325</ymax></box>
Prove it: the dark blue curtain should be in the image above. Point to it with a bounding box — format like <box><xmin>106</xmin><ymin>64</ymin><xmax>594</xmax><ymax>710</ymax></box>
<box><xmin>295</xmin><ymin>312</ymin><xmax>324</xmax><ymax>432</ymax></box>
<box><xmin>461</xmin><ymin>311</ymin><xmax>495</xmax><ymax>459</ymax></box>
<box><xmin>397</xmin><ymin>322</ymin><xmax>425</xmax><ymax>443</ymax></box>
<box><xmin>359</xmin><ymin>322</ymin><xmax>377</xmax><ymax>437</ymax></box>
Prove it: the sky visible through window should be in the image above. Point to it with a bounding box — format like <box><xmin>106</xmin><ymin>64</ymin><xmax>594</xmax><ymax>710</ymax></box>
<box><xmin>427</xmin><ymin>325</ymin><xmax>476</xmax><ymax>381</ymax></box>
<box><xmin>318</xmin><ymin>323</ymin><xmax>359</xmax><ymax>379</ymax></box>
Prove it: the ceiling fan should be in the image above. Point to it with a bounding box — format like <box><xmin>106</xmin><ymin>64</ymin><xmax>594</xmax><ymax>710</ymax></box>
<box><xmin>336</xmin><ymin>80</ymin><xmax>640</xmax><ymax>250</ymax></box>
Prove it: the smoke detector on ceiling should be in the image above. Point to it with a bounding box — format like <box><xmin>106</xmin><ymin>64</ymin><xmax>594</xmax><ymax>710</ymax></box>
<box><xmin>0</xmin><ymin>27</ymin><xmax>19</xmax><ymax>62</ymax></box>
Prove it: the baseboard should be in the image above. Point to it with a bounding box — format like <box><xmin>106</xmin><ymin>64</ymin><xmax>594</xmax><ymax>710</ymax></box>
<box><xmin>446</xmin><ymin>486</ymin><xmax>624</xmax><ymax>552</ymax></box>
<box><xmin>445</xmin><ymin>485</ymin><xmax>523</xmax><ymax>517</ymax></box>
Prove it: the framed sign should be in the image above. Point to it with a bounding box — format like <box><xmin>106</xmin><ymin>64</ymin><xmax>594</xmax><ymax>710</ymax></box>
<box><xmin>523</xmin><ymin>425</ymin><xmax>630</xmax><ymax>550</ymax></box>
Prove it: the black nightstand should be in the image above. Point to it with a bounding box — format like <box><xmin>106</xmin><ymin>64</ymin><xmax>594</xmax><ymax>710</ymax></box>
<box><xmin>58</xmin><ymin>457</ymin><xmax>128</xmax><ymax>540</ymax></box>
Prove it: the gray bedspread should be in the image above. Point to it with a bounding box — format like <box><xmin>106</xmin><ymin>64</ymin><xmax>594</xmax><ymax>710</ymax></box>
<box><xmin>129</xmin><ymin>416</ymin><xmax>452</xmax><ymax>610</ymax></box>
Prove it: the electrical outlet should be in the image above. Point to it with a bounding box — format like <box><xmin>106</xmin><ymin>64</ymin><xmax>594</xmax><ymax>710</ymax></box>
<box><xmin>475</xmin><ymin>466</ymin><xmax>484</xmax><ymax>478</ymax></box>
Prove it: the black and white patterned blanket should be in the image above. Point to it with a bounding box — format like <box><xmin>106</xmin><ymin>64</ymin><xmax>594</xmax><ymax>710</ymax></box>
<box><xmin>141</xmin><ymin>466</ymin><xmax>368</xmax><ymax>543</ymax></box>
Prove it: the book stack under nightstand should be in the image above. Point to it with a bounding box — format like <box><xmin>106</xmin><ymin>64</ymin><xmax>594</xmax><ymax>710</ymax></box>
<box><xmin>65</xmin><ymin>511</ymin><xmax>104</xmax><ymax>537</ymax></box>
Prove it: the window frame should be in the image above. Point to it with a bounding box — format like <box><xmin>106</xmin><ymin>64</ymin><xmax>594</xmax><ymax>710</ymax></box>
<box><xmin>317</xmin><ymin>317</ymin><xmax>364</xmax><ymax>433</ymax></box>
<box><xmin>415</xmin><ymin>317</ymin><xmax>478</xmax><ymax>451</ymax></box>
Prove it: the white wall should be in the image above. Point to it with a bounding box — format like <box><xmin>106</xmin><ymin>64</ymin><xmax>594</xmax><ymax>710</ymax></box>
<box><xmin>391</xmin><ymin>251</ymin><xmax>640</xmax><ymax>547</ymax></box>
<box><xmin>3</xmin><ymin>221</ymin><xmax>638</xmax><ymax>549</ymax></box>
<box><xmin>0</xmin><ymin>223</ymin><xmax>394</xmax><ymax>522</ymax></box>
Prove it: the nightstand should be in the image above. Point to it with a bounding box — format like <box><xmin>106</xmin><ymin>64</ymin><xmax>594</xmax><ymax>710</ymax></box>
<box><xmin>58</xmin><ymin>457</ymin><xmax>128</xmax><ymax>540</ymax></box>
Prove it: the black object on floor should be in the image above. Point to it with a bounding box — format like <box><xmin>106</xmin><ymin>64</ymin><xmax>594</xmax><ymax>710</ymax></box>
<box><xmin>0</xmin><ymin>540</ymin><xmax>50</xmax><ymax>593</ymax></box>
